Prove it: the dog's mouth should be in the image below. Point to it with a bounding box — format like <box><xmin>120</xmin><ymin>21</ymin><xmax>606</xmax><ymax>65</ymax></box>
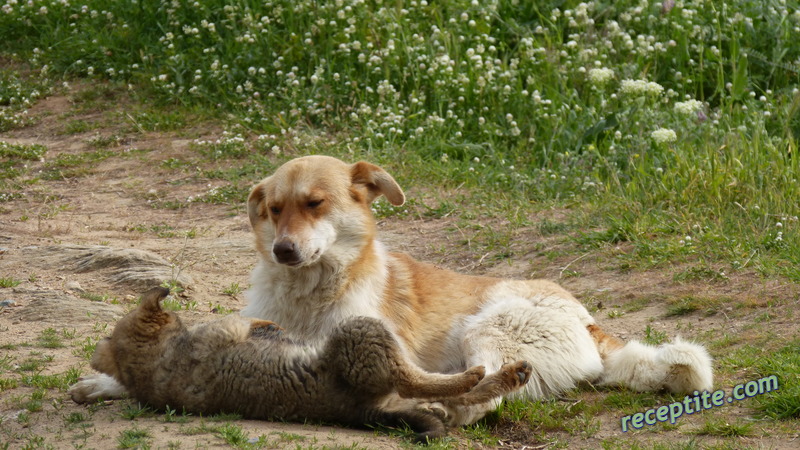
<box><xmin>276</xmin><ymin>249</ymin><xmax>321</xmax><ymax>268</ymax></box>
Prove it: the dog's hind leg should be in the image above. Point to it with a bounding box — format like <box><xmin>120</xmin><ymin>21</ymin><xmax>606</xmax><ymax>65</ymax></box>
<box><xmin>598</xmin><ymin>335</ymin><xmax>713</xmax><ymax>393</ymax></box>
<box><xmin>326</xmin><ymin>317</ymin><xmax>485</xmax><ymax>399</ymax></box>
<box><xmin>437</xmin><ymin>292</ymin><xmax>604</xmax><ymax>425</ymax></box>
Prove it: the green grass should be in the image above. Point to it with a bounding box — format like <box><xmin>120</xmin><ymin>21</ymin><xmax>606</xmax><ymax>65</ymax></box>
<box><xmin>118</xmin><ymin>427</ymin><xmax>152</xmax><ymax>449</ymax></box>
<box><xmin>0</xmin><ymin>377</ymin><xmax>18</xmax><ymax>391</ymax></box>
<box><xmin>36</xmin><ymin>328</ymin><xmax>64</xmax><ymax>349</ymax></box>
<box><xmin>493</xmin><ymin>396</ymin><xmax>604</xmax><ymax>439</ymax></box>
<box><xmin>21</xmin><ymin>367</ymin><xmax>81</xmax><ymax>390</ymax></box>
<box><xmin>16</xmin><ymin>354</ymin><xmax>52</xmax><ymax>373</ymax></box>
<box><xmin>64</xmin><ymin>412</ymin><xmax>89</xmax><ymax>426</ymax></box>
<box><xmin>222</xmin><ymin>282</ymin><xmax>243</xmax><ymax>296</ymax></box>
<box><xmin>752</xmin><ymin>341</ymin><xmax>800</xmax><ymax>420</ymax></box>
<box><xmin>63</xmin><ymin>119</ymin><xmax>101</xmax><ymax>134</ymax></box>
<box><xmin>642</xmin><ymin>325</ymin><xmax>668</xmax><ymax>346</ymax></box>
<box><xmin>665</xmin><ymin>296</ymin><xmax>726</xmax><ymax>318</ymax></box>
<box><xmin>0</xmin><ymin>1</ymin><xmax>799</xmax><ymax>447</ymax></box>
<box><xmin>160</xmin><ymin>296</ymin><xmax>197</xmax><ymax>312</ymax></box>
<box><xmin>693</xmin><ymin>417</ymin><xmax>754</xmax><ymax>437</ymax></box>
<box><xmin>0</xmin><ymin>141</ymin><xmax>47</xmax><ymax>160</ymax></box>
<box><xmin>673</xmin><ymin>265</ymin><xmax>729</xmax><ymax>283</ymax></box>
<box><xmin>0</xmin><ymin>277</ymin><xmax>21</xmax><ymax>288</ymax></box>
<box><xmin>0</xmin><ymin>0</ymin><xmax>796</xmax><ymax>275</ymax></box>
<box><xmin>0</xmin><ymin>71</ymin><xmax>49</xmax><ymax>131</ymax></box>
<box><xmin>79</xmin><ymin>291</ymin><xmax>116</xmax><ymax>303</ymax></box>
<box><xmin>162</xmin><ymin>406</ymin><xmax>192</xmax><ymax>424</ymax></box>
<box><xmin>126</xmin><ymin>110</ymin><xmax>188</xmax><ymax>132</ymax></box>
<box><xmin>216</xmin><ymin>423</ymin><xmax>250</xmax><ymax>448</ymax></box>
<box><xmin>121</xmin><ymin>402</ymin><xmax>155</xmax><ymax>420</ymax></box>
<box><xmin>73</xmin><ymin>336</ymin><xmax>98</xmax><ymax>361</ymax></box>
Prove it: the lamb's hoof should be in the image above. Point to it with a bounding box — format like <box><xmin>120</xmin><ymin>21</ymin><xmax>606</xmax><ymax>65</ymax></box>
<box><xmin>516</xmin><ymin>361</ymin><xmax>531</xmax><ymax>385</ymax></box>
<box><xmin>417</xmin><ymin>402</ymin><xmax>448</xmax><ymax>421</ymax></box>
<box><xmin>249</xmin><ymin>320</ymin><xmax>284</xmax><ymax>338</ymax></box>
<box><xmin>68</xmin><ymin>378</ymin><xmax>93</xmax><ymax>404</ymax></box>
<box><xmin>67</xmin><ymin>374</ymin><xmax>127</xmax><ymax>404</ymax></box>
<box><xmin>464</xmin><ymin>365</ymin><xmax>486</xmax><ymax>388</ymax></box>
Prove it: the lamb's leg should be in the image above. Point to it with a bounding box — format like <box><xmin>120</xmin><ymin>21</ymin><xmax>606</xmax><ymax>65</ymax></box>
<box><xmin>439</xmin><ymin>360</ymin><xmax>531</xmax><ymax>406</ymax></box>
<box><xmin>367</xmin><ymin>407</ymin><xmax>447</xmax><ymax>444</ymax></box>
<box><xmin>248</xmin><ymin>319</ymin><xmax>284</xmax><ymax>338</ymax></box>
<box><xmin>68</xmin><ymin>373</ymin><xmax>128</xmax><ymax>403</ymax></box>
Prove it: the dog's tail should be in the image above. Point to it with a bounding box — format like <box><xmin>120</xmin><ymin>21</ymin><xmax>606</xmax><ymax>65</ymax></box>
<box><xmin>588</xmin><ymin>324</ymin><xmax>713</xmax><ymax>393</ymax></box>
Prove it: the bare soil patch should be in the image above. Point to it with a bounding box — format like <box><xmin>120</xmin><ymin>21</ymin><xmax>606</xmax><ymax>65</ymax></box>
<box><xmin>1</xmin><ymin>85</ymin><xmax>798</xmax><ymax>449</ymax></box>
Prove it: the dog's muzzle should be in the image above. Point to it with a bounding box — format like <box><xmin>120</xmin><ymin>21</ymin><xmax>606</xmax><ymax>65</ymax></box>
<box><xmin>273</xmin><ymin>241</ymin><xmax>302</xmax><ymax>266</ymax></box>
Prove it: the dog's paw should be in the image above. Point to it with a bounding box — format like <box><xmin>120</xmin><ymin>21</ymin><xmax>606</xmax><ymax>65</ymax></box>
<box><xmin>68</xmin><ymin>374</ymin><xmax>127</xmax><ymax>404</ymax></box>
<box><xmin>498</xmin><ymin>360</ymin><xmax>532</xmax><ymax>390</ymax></box>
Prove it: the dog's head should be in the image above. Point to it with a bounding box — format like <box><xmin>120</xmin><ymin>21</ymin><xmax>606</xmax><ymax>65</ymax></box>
<box><xmin>91</xmin><ymin>287</ymin><xmax>180</xmax><ymax>383</ymax></box>
<box><xmin>247</xmin><ymin>156</ymin><xmax>405</xmax><ymax>268</ymax></box>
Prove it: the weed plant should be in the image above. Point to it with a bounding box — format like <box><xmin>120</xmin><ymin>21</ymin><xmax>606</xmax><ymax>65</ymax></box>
<box><xmin>1</xmin><ymin>0</ymin><xmax>797</xmax><ymax>274</ymax></box>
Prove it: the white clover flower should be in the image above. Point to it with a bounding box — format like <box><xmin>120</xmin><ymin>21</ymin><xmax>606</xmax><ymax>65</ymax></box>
<box><xmin>674</xmin><ymin>99</ymin><xmax>703</xmax><ymax>116</ymax></box>
<box><xmin>619</xmin><ymin>79</ymin><xmax>664</xmax><ymax>97</ymax></box>
<box><xmin>588</xmin><ymin>67</ymin><xmax>614</xmax><ymax>85</ymax></box>
<box><xmin>651</xmin><ymin>127</ymin><xmax>677</xmax><ymax>144</ymax></box>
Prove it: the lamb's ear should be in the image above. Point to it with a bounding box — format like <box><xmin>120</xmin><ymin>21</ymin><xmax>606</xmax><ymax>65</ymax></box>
<box><xmin>350</xmin><ymin>161</ymin><xmax>405</xmax><ymax>206</ymax></box>
<box><xmin>90</xmin><ymin>338</ymin><xmax>119</xmax><ymax>378</ymax></box>
<box><xmin>139</xmin><ymin>286</ymin><xmax>170</xmax><ymax>314</ymax></box>
<box><xmin>247</xmin><ymin>179</ymin><xmax>269</xmax><ymax>228</ymax></box>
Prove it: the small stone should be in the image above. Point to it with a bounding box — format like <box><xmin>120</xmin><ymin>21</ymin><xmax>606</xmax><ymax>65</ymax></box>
<box><xmin>0</xmin><ymin>299</ymin><xmax>17</xmax><ymax>308</ymax></box>
<box><xmin>66</xmin><ymin>281</ymin><xmax>84</xmax><ymax>292</ymax></box>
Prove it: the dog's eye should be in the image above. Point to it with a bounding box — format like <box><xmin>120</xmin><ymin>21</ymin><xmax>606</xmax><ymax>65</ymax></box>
<box><xmin>269</xmin><ymin>206</ymin><xmax>281</xmax><ymax>215</ymax></box>
<box><xmin>307</xmin><ymin>199</ymin><xmax>323</xmax><ymax>209</ymax></box>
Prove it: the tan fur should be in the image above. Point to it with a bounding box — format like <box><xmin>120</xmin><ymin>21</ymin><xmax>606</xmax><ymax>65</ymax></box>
<box><xmin>587</xmin><ymin>324</ymin><xmax>626</xmax><ymax>360</ymax></box>
<box><xmin>240</xmin><ymin>155</ymin><xmax>714</xmax><ymax>426</ymax></box>
<box><xmin>82</xmin><ymin>287</ymin><xmax>532</xmax><ymax>441</ymax></box>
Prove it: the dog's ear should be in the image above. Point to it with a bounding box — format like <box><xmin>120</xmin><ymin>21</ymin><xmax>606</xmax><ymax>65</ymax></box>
<box><xmin>247</xmin><ymin>180</ymin><xmax>269</xmax><ymax>228</ymax></box>
<box><xmin>350</xmin><ymin>161</ymin><xmax>405</xmax><ymax>206</ymax></box>
<box><xmin>90</xmin><ymin>338</ymin><xmax>120</xmax><ymax>378</ymax></box>
<box><xmin>139</xmin><ymin>286</ymin><xmax>170</xmax><ymax>314</ymax></box>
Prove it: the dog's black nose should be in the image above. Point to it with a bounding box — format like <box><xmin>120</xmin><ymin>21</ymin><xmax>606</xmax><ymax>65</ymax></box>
<box><xmin>273</xmin><ymin>241</ymin><xmax>300</xmax><ymax>265</ymax></box>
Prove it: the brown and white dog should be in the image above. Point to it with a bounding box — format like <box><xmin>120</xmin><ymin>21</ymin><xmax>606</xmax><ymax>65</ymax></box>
<box><xmin>240</xmin><ymin>155</ymin><xmax>714</xmax><ymax>425</ymax></box>
<box><xmin>71</xmin><ymin>155</ymin><xmax>713</xmax><ymax>426</ymax></box>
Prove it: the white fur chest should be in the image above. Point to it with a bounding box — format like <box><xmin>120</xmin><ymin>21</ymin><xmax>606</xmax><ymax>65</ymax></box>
<box><xmin>241</xmin><ymin>244</ymin><xmax>392</xmax><ymax>346</ymax></box>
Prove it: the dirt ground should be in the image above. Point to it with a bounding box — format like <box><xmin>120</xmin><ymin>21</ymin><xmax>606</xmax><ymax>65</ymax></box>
<box><xmin>1</xmin><ymin>85</ymin><xmax>798</xmax><ymax>449</ymax></box>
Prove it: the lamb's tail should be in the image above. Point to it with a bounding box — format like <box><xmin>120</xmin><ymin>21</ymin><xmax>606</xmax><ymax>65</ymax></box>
<box><xmin>588</xmin><ymin>325</ymin><xmax>713</xmax><ymax>393</ymax></box>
